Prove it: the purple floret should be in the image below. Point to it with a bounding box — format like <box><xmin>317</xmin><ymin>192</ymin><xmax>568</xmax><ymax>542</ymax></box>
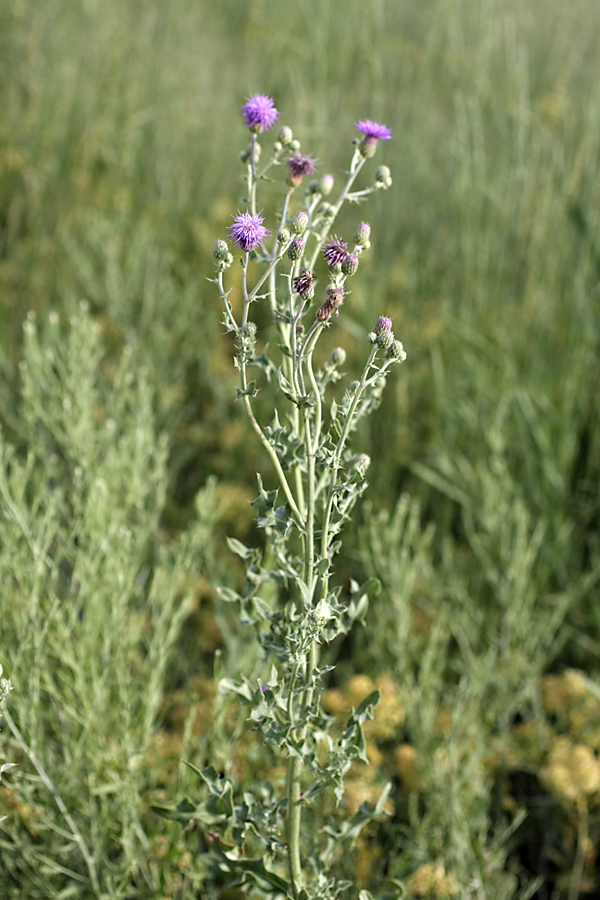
<box><xmin>322</xmin><ymin>235</ymin><xmax>348</xmax><ymax>267</ymax></box>
<box><xmin>227</xmin><ymin>210</ymin><xmax>270</xmax><ymax>251</ymax></box>
<box><xmin>287</xmin><ymin>152</ymin><xmax>317</xmax><ymax>179</ymax></box>
<box><xmin>241</xmin><ymin>94</ymin><xmax>280</xmax><ymax>132</ymax></box>
<box><xmin>375</xmin><ymin>316</ymin><xmax>393</xmax><ymax>333</ymax></box>
<box><xmin>293</xmin><ymin>268</ymin><xmax>315</xmax><ymax>299</ymax></box>
<box><xmin>355</xmin><ymin>120</ymin><xmax>392</xmax><ymax>140</ymax></box>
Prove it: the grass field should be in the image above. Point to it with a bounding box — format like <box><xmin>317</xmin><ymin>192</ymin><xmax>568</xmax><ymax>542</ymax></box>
<box><xmin>1</xmin><ymin>0</ymin><xmax>600</xmax><ymax>897</ymax></box>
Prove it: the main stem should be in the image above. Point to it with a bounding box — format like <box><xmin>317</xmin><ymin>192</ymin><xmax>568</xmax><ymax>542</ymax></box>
<box><xmin>286</xmin><ymin>341</ymin><xmax>322</xmax><ymax>899</ymax></box>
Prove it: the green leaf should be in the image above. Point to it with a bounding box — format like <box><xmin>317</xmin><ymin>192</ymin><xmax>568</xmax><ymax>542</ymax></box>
<box><xmin>226</xmin><ymin>537</ymin><xmax>255</xmax><ymax>559</ymax></box>
<box><xmin>215</xmin><ymin>850</ymin><xmax>291</xmax><ymax>895</ymax></box>
<box><xmin>218</xmin><ymin>678</ymin><xmax>253</xmax><ymax>702</ymax></box>
<box><xmin>151</xmin><ymin>797</ymin><xmax>198</xmax><ymax>826</ymax></box>
<box><xmin>355</xmin><ymin>689</ymin><xmax>380</xmax><ymax>718</ymax></box>
<box><xmin>236</xmin><ymin>380</ymin><xmax>258</xmax><ymax>399</ymax></box>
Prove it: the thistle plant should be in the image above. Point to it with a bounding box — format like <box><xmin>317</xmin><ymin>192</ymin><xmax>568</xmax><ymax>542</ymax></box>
<box><xmin>164</xmin><ymin>96</ymin><xmax>406</xmax><ymax>900</ymax></box>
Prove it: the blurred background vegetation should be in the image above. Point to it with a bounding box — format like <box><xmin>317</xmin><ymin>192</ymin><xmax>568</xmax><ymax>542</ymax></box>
<box><xmin>1</xmin><ymin>0</ymin><xmax>600</xmax><ymax>897</ymax></box>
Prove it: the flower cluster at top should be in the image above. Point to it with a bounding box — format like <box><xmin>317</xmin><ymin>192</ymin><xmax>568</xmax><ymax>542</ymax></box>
<box><xmin>216</xmin><ymin>94</ymin><xmax>398</xmax><ymax>343</ymax></box>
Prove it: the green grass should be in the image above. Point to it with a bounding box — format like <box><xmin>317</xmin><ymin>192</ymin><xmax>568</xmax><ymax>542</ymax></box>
<box><xmin>1</xmin><ymin>0</ymin><xmax>600</xmax><ymax>897</ymax></box>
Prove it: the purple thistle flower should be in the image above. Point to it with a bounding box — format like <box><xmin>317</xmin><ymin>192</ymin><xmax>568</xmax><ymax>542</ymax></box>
<box><xmin>227</xmin><ymin>210</ymin><xmax>270</xmax><ymax>251</ymax></box>
<box><xmin>241</xmin><ymin>94</ymin><xmax>280</xmax><ymax>133</ymax></box>
<box><xmin>356</xmin><ymin>120</ymin><xmax>392</xmax><ymax>158</ymax></box>
<box><xmin>322</xmin><ymin>235</ymin><xmax>348</xmax><ymax>268</ymax></box>
<box><xmin>293</xmin><ymin>268</ymin><xmax>315</xmax><ymax>300</ymax></box>
<box><xmin>287</xmin><ymin>152</ymin><xmax>317</xmax><ymax>187</ymax></box>
<box><xmin>356</xmin><ymin>120</ymin><xmax>393</xmax><ymax>141</ymax></box>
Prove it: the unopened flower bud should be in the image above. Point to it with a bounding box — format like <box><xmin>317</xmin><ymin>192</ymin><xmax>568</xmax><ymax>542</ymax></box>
<box><xmin>354</xmin><ymin>221</ymin><xmax>371</xmax><ymax>247</ymax></box>
<box><xmin>278</xmin><ymin>126</ymin><xmax>293</xmax><ymax>146</ymax></box>
<box><xmin>331</xmin><ymin>347</ymin><xmax>346</xmax><ymax>366</ymax></box>
<box><xmin>386</xmin><ymin>339</ymin><xmax>407</xmax><ymax>362</ymax></box>
<box><xmin>319</xmin><ymin>173</ymin><xmax>334</xmax><ymax>196</ymax></box>
<box><xmin>291</xmin><ymin>211</ymin><xmax>309</xmax><ymax>234</ymax></box>
<box><xmin>277</xmin><ymin>228</ymin><xmax>291</xmax><ymax>244</ymax></box>
<box><xmin>368</xmin><ymin>331</ymin><xmax>378</xmax><ymax>344</ymax></box>
<box><xmin>289</xmin><ymin>139</ymin><xmax>301</xmax><ymax>153</ymax></box>
<box><xmin>375</xmin><ymin>165</ymin><xmax>392</xmax><ymax>189</ymax></box>
<box><xmin>342</xmin><ymin>253</ymin><xmax>359</xmax><ymax>276</ymax></box>
<box><xmin>242</xmin><ymin>322</ymin><xmax>257</xmax><ymax>340</ymax></box>
<box><xmin>376</xmin><ymin>329</ymin><xmax>394</xmax><ymax>350</ymax></box>
<box><xmin>287</xmin><ymin>236</ymin><xmax>305</xmax><ymax>261</ymax></box>
<box><xmin>213</xmin><ymin>239</ymin><xmax>229</xmax><ymax>261</ymax></box>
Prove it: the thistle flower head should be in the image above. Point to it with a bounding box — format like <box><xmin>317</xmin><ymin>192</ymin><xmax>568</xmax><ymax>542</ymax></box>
<box><xmin>293</xmin><ymin>268</ymin><xmax>315</xmax><ymax>300</ymax></box>
<box><xmin>375</xmin><ymin>316</ymin><xmax>393</xmax><ymax>333</ymax></box>
<box><xmin>241</xmin><ymin>94</ymin><xmax>279</xmax><ymax>133</ymax></box>
<box><xmin>287</xmin><ymin>152</ymin><xmax>317</xmax><ymax>187</ymax></box>
<box><xmin>356</xmin><ymin>120</ymin><xmax>392</xmax><ymax>141</ymax></box>
<box><xmin>323</xmin><ymin>235</ymin><xmax>348</xmax><ymax>268</ymax></box>
<box><xmin>228</xmin><ymin>210</ymin><xmax>270</xmax><ymax>251</ymax></box>
<box><xmin>356</xmin><ymin>119</ymin><xmax>392</xmax><ymax>158</ymax></box>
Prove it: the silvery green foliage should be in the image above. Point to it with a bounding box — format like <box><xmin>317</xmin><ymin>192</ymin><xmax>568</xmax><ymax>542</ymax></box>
<box><xmin>0</xmin><ymin>305</ymin><xmax>220</xmax><ymax>897</ymax></box>
<box><xmin>0</xmin><ymin>665</ymin><xmax>15</xmax><ymax>808</ymax></box>
<box><xmin>161</xmin><ymin>99</ymin><xmax>405</xmax><ymax>900</ymax></box>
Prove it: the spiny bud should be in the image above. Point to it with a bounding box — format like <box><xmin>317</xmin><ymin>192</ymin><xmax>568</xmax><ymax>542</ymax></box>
<box><xmin>213</xmin><ymin>240</ymin><xmax>229</xmax><ymax>261</ymax></box>
<box><xmin>354</xmin><ymin>221</ymin><xmax>371</xmax><ymax>247</ymax></box>
<box><xmin>289</xmin><ymin>139</ymin><xmax>301</xmax><ymax>153</ymax></box>
<box><xmin>386</xmin><ymin>339</ymin><xmax>407</xmax><ymax>362</ymax></box>
<box><xmin>291</xmin><ymin>211</ymin><xmax>309</xmax><ymax>234</ymax></box>
<box><xmin>241</xmin><ymin>322</ymin><xmax>257</xmax><ymax>340</ymax></box>
<box><xmin>287</xmin><ymin>236</ymin><xmax>305</xmax><ymax>261</ymax></box>
<box><xmin>277</xmin><ymin>228</ymin><xmax>291</xmax><ymax>244</ymax></box>
<box><xmin>278</xmin><ymin>126</ymin><xmax>293</xmax><ymax>146</ymax></box>
<box><xmin>341</xmin><ymin>253</ymin><xmax>359</xmax><ymax>276</ymax></box>
<box><xmin>331</xmin><ymin>347</ymin><xmax>346</xmax><ymax>366</ymax></box>
<box><xmin>375</xmin><ymin>165</ymin><xmax>392</xmax><ymax>189</ymax></box>
<box><xmin>377</xmin><ymin>329</ymin><xmax>394</xmax><ymax>350</ymax></box>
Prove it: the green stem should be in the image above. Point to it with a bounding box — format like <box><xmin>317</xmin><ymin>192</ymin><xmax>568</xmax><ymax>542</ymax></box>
<box><xmin>320</xmin><ymin>345</ymin><xmax>379</xmax><ymax>587</ymax></box>
<box><xmin>306</xmin><ymin>150</ymin><xmax>366</xmax><ymax>271</ymax></box>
